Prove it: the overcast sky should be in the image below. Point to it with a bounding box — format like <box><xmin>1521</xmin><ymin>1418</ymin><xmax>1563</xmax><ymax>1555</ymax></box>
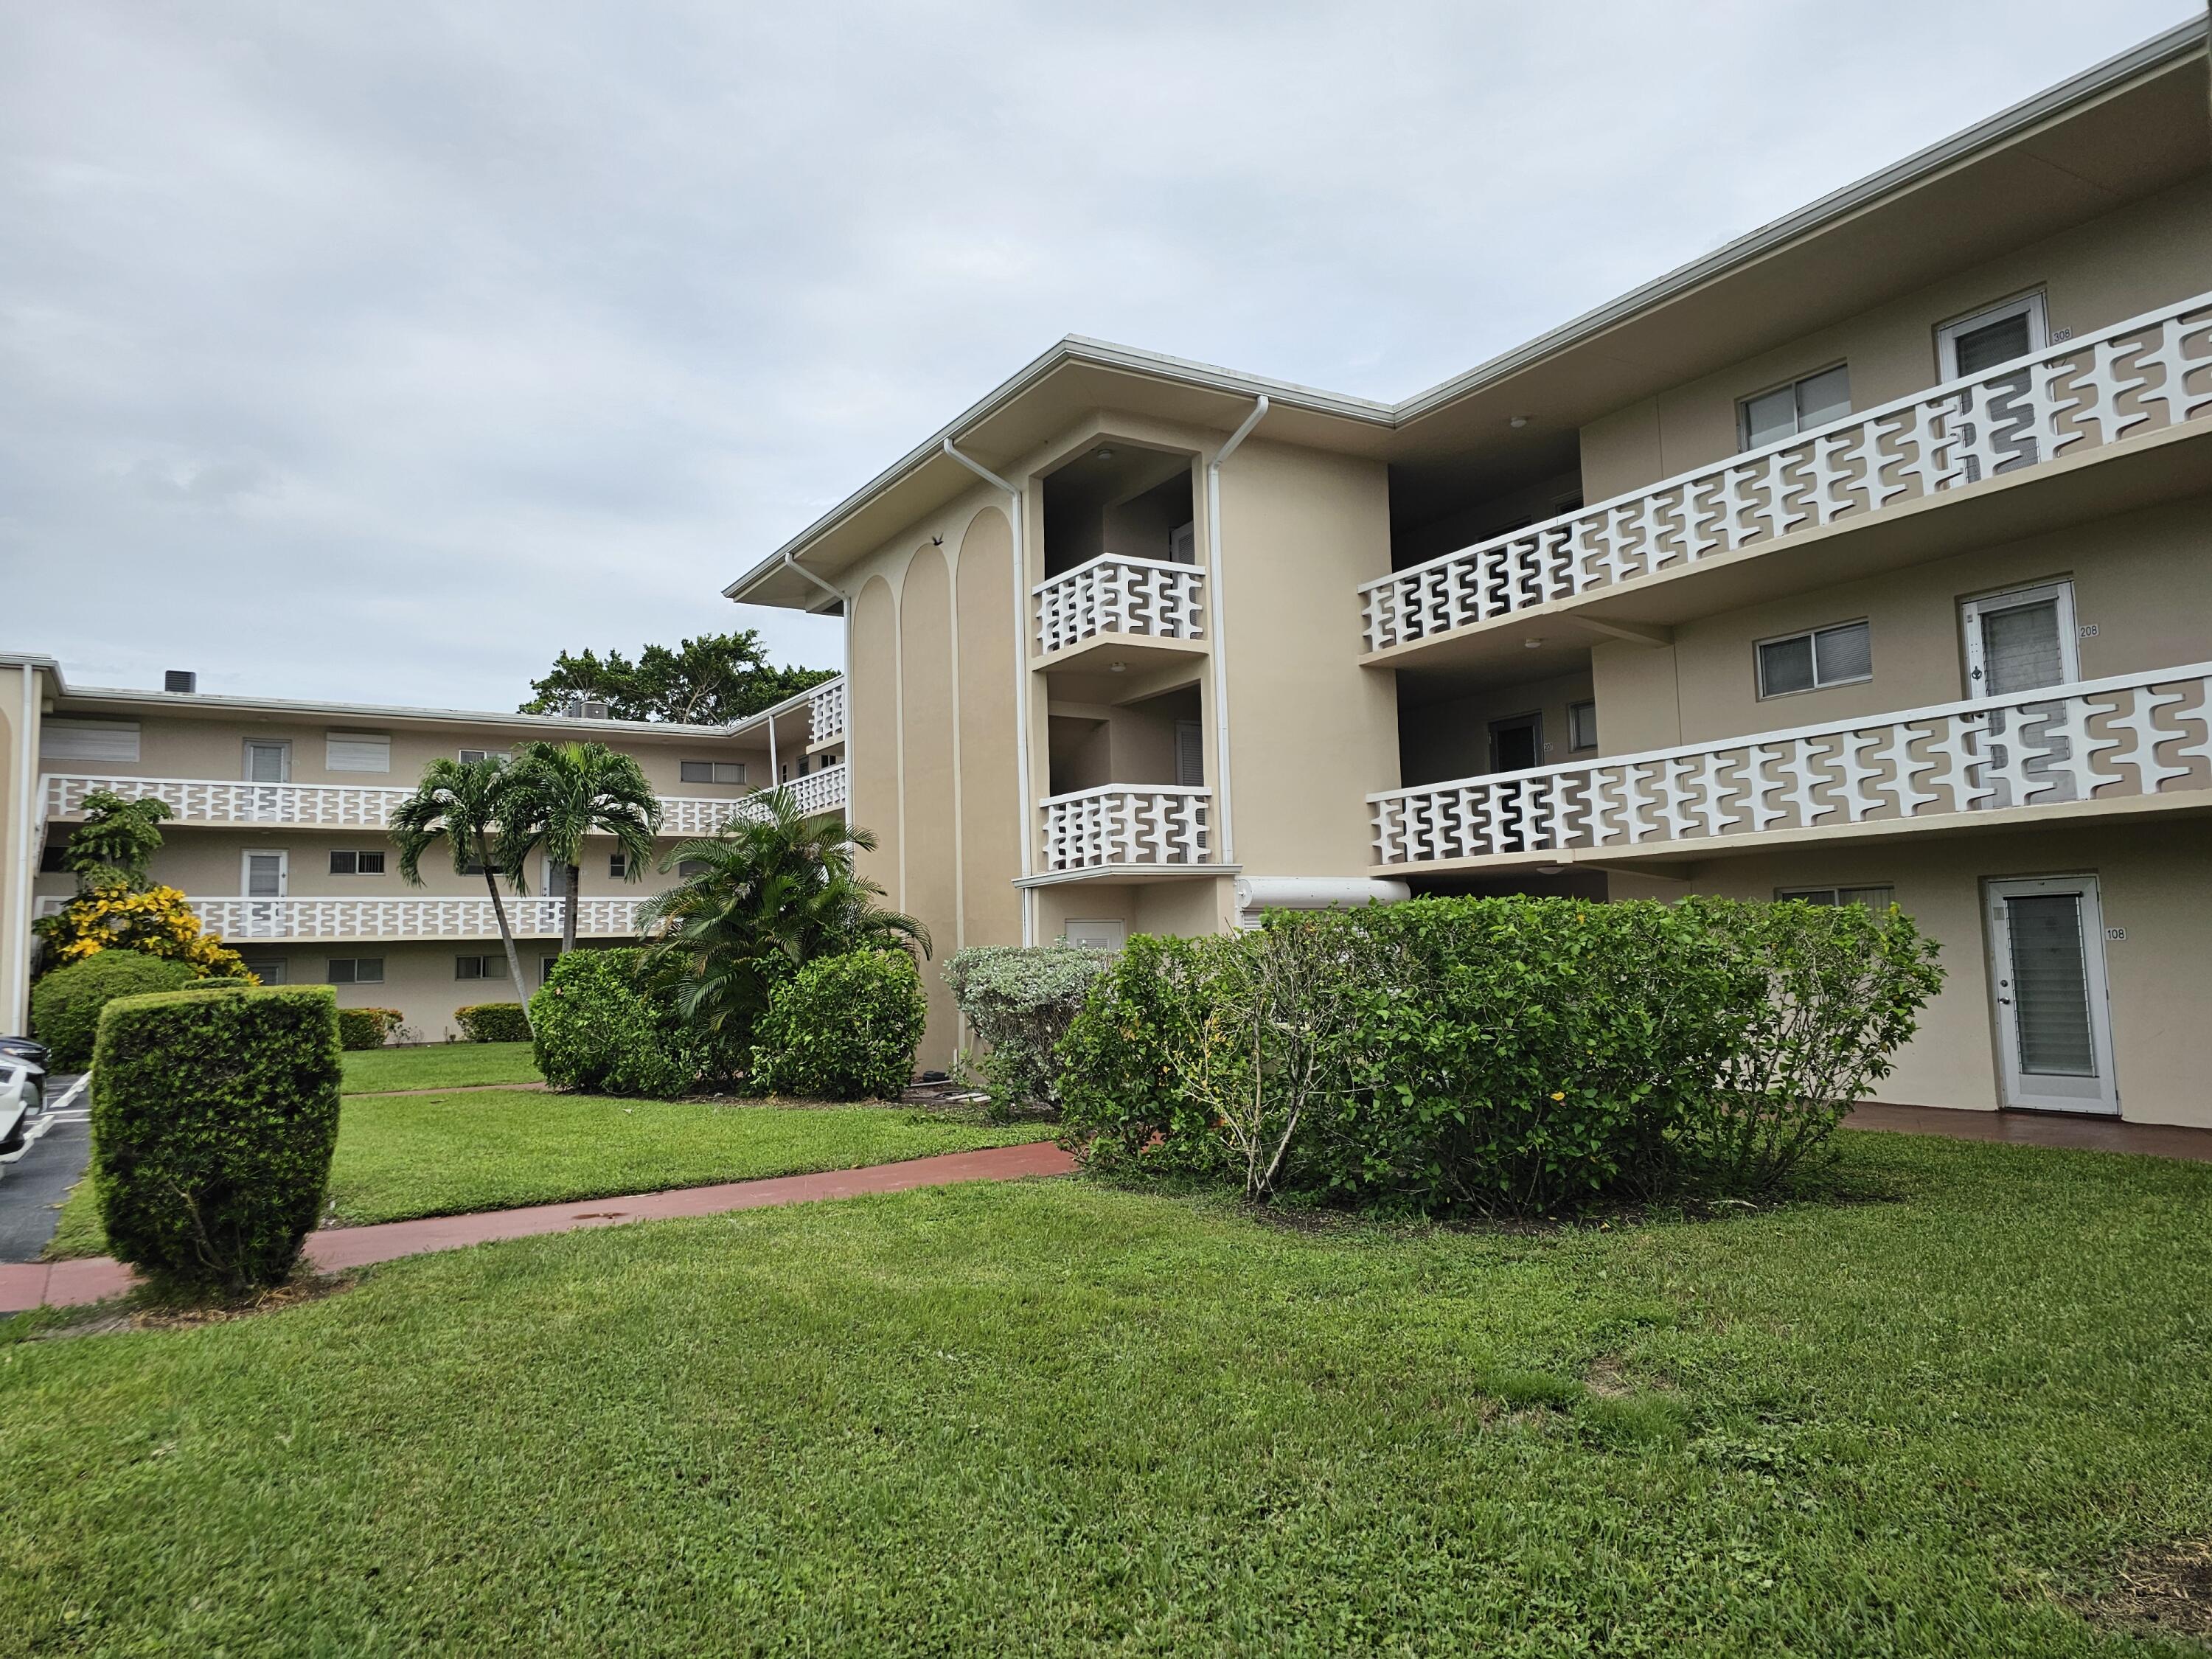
<box><xmin>1</xmin><ymin>1</ymin><xmax>2197</xmax><ymax>711</ymax></box>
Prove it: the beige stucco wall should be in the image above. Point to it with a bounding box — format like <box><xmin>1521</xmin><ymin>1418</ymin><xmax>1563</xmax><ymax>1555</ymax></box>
<box><xmin>1683</xmin><ymin>817</ymin><xmax>2208</xmax><ymax>1127</ymax></box>
<box><xmin>1580</xmin><ymin>173</ymin><xmax>2212</xmax><ymax>502</ymax></box>
<box><xmin>898</xmin><ymin>544</ymin><xmax>961</xmax><ymax>1062</ymax></box>
<box><xmin>957</xmin><ymin>507</ymin><xmax>1024</xmax><ymax>951</ymax></box>
<box><xmin>1216</xmin><ymin>435</ymin><xmax>1399</xmax><ymax>878</ymax></box>
<box><xmin>1593</xmin><ymin>493</ymin><xmax>2212</xmax><ymax>756</ymax></box>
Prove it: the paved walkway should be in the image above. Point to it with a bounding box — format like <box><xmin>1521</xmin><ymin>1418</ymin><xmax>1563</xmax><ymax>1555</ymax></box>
<box><xmin>1845</xmin><ymin>1102</ymin><xmax>2212</xmax><ymax>1162</ymax></box>
<box><xmin>0</xmin><ymin>1140</ymin><xmax>1077</xmax><ymax>1314</ymax></box>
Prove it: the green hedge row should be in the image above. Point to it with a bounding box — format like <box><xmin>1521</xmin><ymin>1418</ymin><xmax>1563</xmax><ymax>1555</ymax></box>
<box><xmin>751</xmin><ymin>950</ymin><xmax>928</xmax><ymax>1102</ymax></box>
<box><xmin>90</xmin><ymin>984</ymin><xmax>343</xmax><ymax>1294</ymax></box>
<box><xmin>29</xmin><ymin>950</ymin><xmax>198</xmax><ymax>1070</ymax></box>
<box><xmin>1057</xmin><ymin>896</ymin><xmax>1942</xmax><ymax>1215</ymax></box>
<box><xmin>454</xmin><ymin>1002</ymin><xmax>531</xmax><ymax>1043</ymax></box>
<box><xmin>336</xmin><ymin>1006</ymin><xmax>406</xmax><ymax>1050</ymax></box>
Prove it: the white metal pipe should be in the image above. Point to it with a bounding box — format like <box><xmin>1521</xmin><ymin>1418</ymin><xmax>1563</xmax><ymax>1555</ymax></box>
<box><xmin>1203</xmin><ymin>394</ymin><xmax>1267</xmax><ymax>866</ymax></box>
<box><xmin>941</xmin><ymin>437</ymin><xmax>1037</xmax><ymax>945</ymax></box>
<box><xmin>13</xmin><ymin>664</ymin><xmax>35</xmax><ymax>1030</ymax></box>
<box><xmin>776</xmin><ymin>550</ymin><xmax>849</xmax><ymax>821</ymax></box>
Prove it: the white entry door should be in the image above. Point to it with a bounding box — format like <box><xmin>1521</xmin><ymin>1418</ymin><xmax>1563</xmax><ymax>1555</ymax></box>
<box><xmin>1985</xmin><ymin>875</ymin><xmax>2119</xmax><ymax>1115</ymax></box>
<box><xmin>242</xmin><ymin>849</ymin><xmax>290</xmax><ymax>938</ymax></box>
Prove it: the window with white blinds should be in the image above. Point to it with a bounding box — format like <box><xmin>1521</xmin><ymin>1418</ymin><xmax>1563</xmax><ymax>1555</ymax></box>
<box><xmin>2003</xmin><ymin>892</ymin><xmax>2097</xmax><ymax>1077</ymax></box>
<box><xmin>326</xmin><ymin>731</ymin><xmax>392</xmax><ymax>773</ymax></box>
<box><xmin>1938</xmin><ymin>293</ymin><xmax>2047</xmax><ymax>380</ymax></box>
<box><xmin>39</xmin><ymin>719</ymin><xmax>140</xmax><ymax>762</ymax></box>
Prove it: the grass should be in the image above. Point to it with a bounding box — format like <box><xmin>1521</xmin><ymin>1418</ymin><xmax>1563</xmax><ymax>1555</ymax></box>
<box><xmin>341</xmin><ymin>1040</ymin><xmax>541</xmax><ymax>1093</ymax></box>
<box><xmin>6</xmin><ymin>1130</ymin><xmax>2211</xmax><ymax>1654</ymax></box>
<box><xmin>44</xmin><ymin>1091</ymin><xmax>1053</xmax><ymax>1259</ymax></box>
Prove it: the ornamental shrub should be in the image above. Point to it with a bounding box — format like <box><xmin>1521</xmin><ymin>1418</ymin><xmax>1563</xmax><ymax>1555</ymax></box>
<box><xmin>90</xmin><ymin>984</ymin><xmax>343</xmax><ymax>1295</ymax></box>
<box><xmin>34</xmin><ymin>883</ymin><xmax>248</xmax><ymax>978</ymax></box>
<box><xmin>751</xmin><ymin>950</ymin><xmax>928</xmax><ymax>1102</ymax></box>
<box><xmin>454</xmin><ymin>1002</ymin><xmax>531</xmax><ymax>1043</ymax></box>
<box><xmin>1057</xmin><ymin>896</ymin><xmax>1942</xmax><ymax>1216</ymax></box>
<box><xmin>942</xmin><ymin>944</ymin><xmax>1106</xmax><ymax>1118</ymax></box>
<box><xmin>29</xmin><ymin>950</ymin><xmax>198</xmax><ymax>1070</ymax></box>
<box><xmin>336</xmin><ymin>1006</ymin><xmax>407</xmax><ymax>1050</ymax></box>
<box><xmin>531</xmin><ymin>948</ymin><xmax>736</xmax><ymax>1099</ymax></box>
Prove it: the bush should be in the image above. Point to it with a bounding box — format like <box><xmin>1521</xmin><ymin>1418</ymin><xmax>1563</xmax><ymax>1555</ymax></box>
<box><xmin>453</xmin><ymin>1002</ymin><xmax>531</xmax><ymax>1044</ymax></box>
<box><xmin>531</xmin><ymin>948</ymin><xmax>735</xmax><ymax>1099</ymax></box>
<box><xmin>336</xmin><ymin>1006</ymin><xmax>407</xmax><ymax>1050</ymax></box>
<box><xmin>751</xmin><ymin>950</ymin><xmax>928</xmax><ymax>1102</ymax></box>
<box><xmin>29</xmin><ymin>950</ymin><xmax>198</xmax><ymax>1069</ymax></box>
<box><xmin>89</xmin><ymin>984</ymin><xmax>343</xmax><ymax>1295</ymax></box>
<box><xmin>943</xmin><ymin>945</ymin><xmax>1106</xmax><ymax>1118</ymax></box>
<box><xmin>1058</xmin><ymin>897</ymin><xmax>1942</xmax><ymax>1216</ymax></box>
<box><xmin>34</xmin><ymin>884</ymin><xmax>248</xmax><ymax>978</ymax></box>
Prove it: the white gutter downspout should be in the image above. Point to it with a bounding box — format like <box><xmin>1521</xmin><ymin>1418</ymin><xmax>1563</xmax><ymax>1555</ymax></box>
<box><xmin>12</xmin><ymin>665</ymin><xmax>35</xmax><ymax>1031</ymax></box>
<box><xmin>780</xmin><ymin>551</ymin><xmax>849</xmax><ymax>820</ymax></box>
<box><xmin>1204</xmin><ymin>395</ymin><xmax>1268</xmax><ymax>866</ymax></box>
<box><xmin>940</xmin><ymin>437</ymin><xmax>1038</xmax><ymax>946</ymax></box>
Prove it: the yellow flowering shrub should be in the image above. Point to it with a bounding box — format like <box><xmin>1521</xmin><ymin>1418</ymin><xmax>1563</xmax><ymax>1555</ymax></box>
<box><xmin>34</xmin><ymin>885</ymin><xmax>251</xmax><ymax>979</ymax></box>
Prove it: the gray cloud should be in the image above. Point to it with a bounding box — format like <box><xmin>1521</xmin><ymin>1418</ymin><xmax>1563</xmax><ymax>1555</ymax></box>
<box><xmin>1</xmin><ymin>0</ymin><xmax>2194</xmax><ymax>706</ymax></box>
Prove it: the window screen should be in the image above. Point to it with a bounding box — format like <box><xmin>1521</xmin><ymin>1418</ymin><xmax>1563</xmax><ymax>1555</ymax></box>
<box><xmin>245</xmin><ymin>742</ymin><xmax>289</xmax><ymax>783</ymax></box>
<box><xmin>329</xmin><ymin>849</ymin><xmax>386</xmax><ymax>875</ymax></box>
<box><xmin>1740</xmin><ymin>365</ymin><xmax>1851</xmax><ymax>450</ymax></box>
<box><xmin>455</xmin><ymin>956</ymin><xmax>506</xmax><ymax>981</ymax></box>
<box><xmin>326</xmin><ymin>731</ymin><xmax>392</xmax><ymax>773</ymax></box>
<box><xmin>1952</xmin><ymin>312</ymin><xmax>2033</xmax><ymax>377</ymax></box>
<box><xmin>2004</xmin><ymin>893</ymin><xmax>2096</xmax><ymax>1076</ymax></box>
<box><xmin>1979</xmin><ymin>599</ymin><xmax>2065</xmax><ymax>695</ymax></box>
<box><xmin>38</xmin><ymin>720</ymin><xmax>141</xmax><ymax>762</ymax></box>
<box><xmin>679</xmin><ymin>760</ymin><xmax>745</xmax><ymax>785</ymax></box>
<box><xmin>243</xmin><ymin>957</ymin><xmax>288</xmax><ymax>985</ymax></box>
<box><xmin>1568</xmin><ymin>701</ymin><xmax>1598</xmax><ymax>751</ymax></box>
<box><xmin>328</xmin><ymin>958</ymin><xmax>384</xmax><ymax>985</ymax></box>
<box><xmin>1175</xmin><ymin>721</ymin><xmax>1205</xmax><ymax>788</ymax></box>
<box><xmin>1758</xmin><ymin>622</ymin><xmax>1870</xmax><ymax>698</ymax></box>
<box><xmin>245</xmin><ymin>854</ymin><xmax>285</xmax><ymax>897</ymax></box>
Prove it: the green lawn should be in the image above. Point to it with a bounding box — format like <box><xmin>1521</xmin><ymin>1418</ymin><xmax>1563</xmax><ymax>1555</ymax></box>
<box><xmin>44</xmin><ymin>1091</ymin><xmax>1052</xmax><ymax>1258</ymax></box>
<box><xmin>342</xmin><ymin>1040</ymin><xmax>541</xmax><ymax>1093</ymax></box>
<box><xmin>7</xmin><ymin>1132</ymin><xmax>2211</xmax><ymax>1654</ymax></box>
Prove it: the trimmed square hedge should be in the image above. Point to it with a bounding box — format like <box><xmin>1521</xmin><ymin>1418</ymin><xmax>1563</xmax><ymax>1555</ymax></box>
<box><xmin>454</xmin><ymin>1001</ymin><xmax>530</xmax><ymax>1043</ymax></box>
<box><xmin>90</xmin><ymin>984</ymin><xmax>344</xmax><ymax>1294</ymax></box>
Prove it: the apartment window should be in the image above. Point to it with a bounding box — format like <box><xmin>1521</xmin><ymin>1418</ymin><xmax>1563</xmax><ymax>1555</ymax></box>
<box><xmin>243</xmin><ymin>740</ymin><xmax>291</xmax><ymax>784</ymax></box>
<box><xmin>39</xmin><ymin>835</ymin><xmax>72</xmax><ymax>874</ymax></box>
<box><xmin>243</xmin><ymin>850</ymin><xmax>288</xmax><ymax>897</ymax></box>
<box><xmin>1938</xmin><ymin>293</ymin><xmax>2047</xmax><ymax>380</ymax></box>
<box><xmin>1567</xmin><ymin>700</ymin><xmax>1599</xmax><ymax>753</ymax></box>
<box><xmin>38</xmin><ymin>719</ymin><xmax>140</xmax><ymax>762</ymax></box>
<box><xmin>1739</xmin><ymin>364</ymin><xmax>1851</xmax><ymax>451</ymax></box>
<box><xmin>608</xmin><ymin>852</ymin><xmax>629</xmax><ymax>878</ymax></box>
<box><xmin>328</xmin><ymin>849</ymin><xmax>386</xmax><ymax>876</ymax></box>
<box><xmin>679</xmin><ymin>759</ymin><xmax>746</xmax><ymax>785</ymax></box>
<box><xmin>328</xmin><ymin>958</ymin><xmax>385</xmax><ymax>985</ymax></box>
<box><xmin>457</xmin><ymin>748</ymin><xmax>507</xmax><ymax>765</ymax></box>
<box><xmin>326</xmin><ymin>731</ymin><xmax>392</xmax><ymax>774</ymax></box>
<box><xmin>455</xmin><ymin>955</ymin><xmax>507</xmax><ymax>981</ymax></box>
<box><xmin>1175</xmin><ymin>721</ymin><xmax>1204</xmax><ymax>788</ymax></box>
<box><xmin>1961</xmin><ymin>581</ymin><xmax>2077</xmax><ymax>697</ymax></box>
<box><xmin>241</xmin><ymin>956</ymin><xmax>288</xmax><ymax>985</ymax></box>
<box><xmin>676</xmin><ymin>859</ymin><xmax>712</xmax><ymax>879</ymax></box>
<box><xmin>1757</xmin><ymin>621</ymin><xmax>1871</xmax><ymax>698</ymax></box>
<box><xmin>1778</xmin><ymin>886</ymin><xmax>1895</xmax><ymax>910</ymax></box>
<box><xmin>540</xmin><ymin>955</ymin><xmax>559</xmax><ymax>984</ymax></box>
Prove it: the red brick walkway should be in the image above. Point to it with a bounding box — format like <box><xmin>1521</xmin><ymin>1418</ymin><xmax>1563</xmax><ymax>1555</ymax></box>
<box><xmin>0</xmin><ymin>1141</ymin><xmax>1077</xmax><ymax>1315</ymax></box>
<box><xmin>1845</xmin><ymin>1102</ymin><xmax>2212</xmax><ymax>1162</ymax></box>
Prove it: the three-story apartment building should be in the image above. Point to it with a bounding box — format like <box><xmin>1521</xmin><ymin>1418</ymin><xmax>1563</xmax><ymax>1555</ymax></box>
<box><xmin>721</xmin><ymin>22</ymin><xmax>2211</xmax><ymax>1123</ymax></box>
<box><xmin>0</xmin><ymin>661</ymin><xmax>847</xmax><ymax>1038</ymax></box>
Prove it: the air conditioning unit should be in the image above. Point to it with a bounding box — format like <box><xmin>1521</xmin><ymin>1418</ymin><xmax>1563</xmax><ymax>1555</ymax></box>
<box><xmin>561</xmin><ymin>695</ymin><xmax>611</xmax><ymax>720</ymax></box>
<box><xmin>164</xmin><ymin>669</ymin><xmax>198</xmax><ymax>694</ymax></box>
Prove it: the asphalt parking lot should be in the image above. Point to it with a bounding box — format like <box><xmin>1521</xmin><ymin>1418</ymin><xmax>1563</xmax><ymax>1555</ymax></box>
<box><xmin>1</xmin><ymin>1077</ymin><xmax>91</xmax><ymax>1264</ymax></box>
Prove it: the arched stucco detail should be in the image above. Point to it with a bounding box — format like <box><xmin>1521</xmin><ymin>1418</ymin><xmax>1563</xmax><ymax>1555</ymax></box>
<box><xmin>849</xmin><ymin>574</ymin><xmax>901</xmax><ymax>906</ymax></box>
<box><xmin>897</xmin><ymin>545</ymin><xmax>959</xmax><ymax>1066</ymax></box>
<box><xmin>956</xmin><ymin>505</ymin><xmax>1022</xmax><ymax>949</ymax></box>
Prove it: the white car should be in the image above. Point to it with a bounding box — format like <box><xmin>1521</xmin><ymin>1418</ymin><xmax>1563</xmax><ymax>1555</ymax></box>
<box><xmin>0</xmin><ymin>1039</ymin><xmax>47</xmax><ymax>1157</ymax></box>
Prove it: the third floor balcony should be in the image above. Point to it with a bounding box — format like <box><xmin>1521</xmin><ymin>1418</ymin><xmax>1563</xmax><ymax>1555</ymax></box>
<box><xmin>1361</xmin><ymin>291</ymin><xmax>2212</xmax><ymax>669</ymax></box>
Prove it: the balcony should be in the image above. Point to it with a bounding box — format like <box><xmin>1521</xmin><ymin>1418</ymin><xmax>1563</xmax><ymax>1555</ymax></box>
<box><xmin>1032</xmin><ymin>554</ymin><xmax>1207</xmax><ymax>673</ymax></box>
<box><xmin>807</xmin><ymin>677</ymin><xmax>846</xmax><ymax>746</ymax></box>
<box><xmin>39</xmin><ymin>767</ymin><xmax>846</xmax><ymax>837</ymax></box>
<box><xmin>1370</xmin><ymin>663</ymin><xmax>2212</xmax><ymax>873</ymax></box>
<box><xmin>1038</xmin><ymin>785</ymin><xmax>1214</xmax><ymax>876</ymax></box>
<box><xmin>1361</xmin><ymin>292</ymin><xmax>2212</xmax><ymax>667</ymax></box>
<box><xmin>32</xmin><ymin>894</ymin><xmax>649</xmax><ymax>943</ymax></box>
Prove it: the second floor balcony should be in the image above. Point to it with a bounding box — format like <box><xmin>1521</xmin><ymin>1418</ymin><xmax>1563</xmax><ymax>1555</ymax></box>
<box><xmin>1039</xmin><ymin>784</ymin><xmax>1214</xmax><ymax>874</ymax></box>
<box><xmin>1032</xmin><ymin>553</ymin><xmax>1207</xmax><ymax>669</ymax></box>
<box><xmin>39</xmin><ymin>765</ymin><xmax>849</xmax><ymax>838</ymax></box>
<box><xmin>1360</xmin><ymin>291</ymin><xmax>2212</xmax><ymax>661</ymax></box>
<box><xmin>1370</xmin><ymin>662</ymin><xmax>2212</xmax><ymax>872</ymax></box>
<box><xmin>33</xmin><ymin>894</ymin><xmax>648</xmax><ymax>943</ymax></box>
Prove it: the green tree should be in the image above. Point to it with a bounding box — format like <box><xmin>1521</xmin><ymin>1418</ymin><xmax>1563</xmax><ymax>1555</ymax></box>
<box><xmin>59</xmin><ymin>790</ymin><xmax>173</xmax><ymax>891</ymax></box>
<box><xmin>636</xmin><ymin>788</ymin><xmax>928</xmax><ymax>1049</ymax></box>
<box><xmin>389</xmin><ymin>756</ymin><xmax>535</xmax><ymax>1034</ymax></box>
<box><xmin>519</xmin><ymin>630</ymin><xmax>836</xmax><ymax>726</ymax></box>
<box><xmin>500</xmin><ymin>741</ymin><xmax>662</xmax><ymax>956</ymax></box>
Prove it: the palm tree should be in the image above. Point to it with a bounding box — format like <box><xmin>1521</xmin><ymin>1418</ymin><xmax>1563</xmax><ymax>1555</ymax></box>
<box><xmin>636</xmin><ymin>787</ymin><xmax>928</xmax><ymax>1046</ymax></box>
<box><xmin>499</xmin><ymin>740</ymin><xmax>661</xmax><ymax>956</ymax></box>
<box><xmin>389</xmin><ymin>756</ymin><xmax>536</xmax><ymax>1036</ymax></box>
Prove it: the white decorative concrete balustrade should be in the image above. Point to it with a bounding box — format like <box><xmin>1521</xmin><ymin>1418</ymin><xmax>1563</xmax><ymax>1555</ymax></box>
<box><xmin>32</xmin><ymin>894</ymin><xmax>650</xmax><ymax>942</ymax></box>
<box><xmin>42</xmin><ymin>771</ymin><xmax>844</xmax><ymax>836</ymax></box>
<box><xmin>1040</xmin><ymin>785</ymin><xmax>1213</xmax><ymax>870</ymax></box>
<box><xmin>1361</xmin><ymin>292</ymin><xmax>2212</xmax><ymax>653</ymax></box>
<box><xmin>1370</xmin><ymin>664</ymin><xmax>2212</xmax><ymax>868</ymax></box>
<box><xmin>807</xmin><ymin>678</ymin><xmax>846</xmax><ymax>745</ymax></box>
<box><xmin>1034</xmin><ymin>554</ymin><xmax>1207</xmax><ymax>657</ymax></box>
